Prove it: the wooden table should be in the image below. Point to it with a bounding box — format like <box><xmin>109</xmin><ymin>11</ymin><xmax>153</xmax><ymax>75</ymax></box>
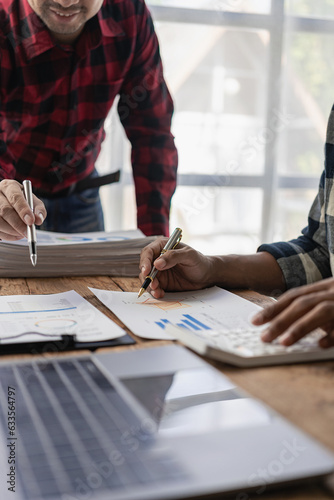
<box><xmin>1</xmin><ymin>276</ymin><xmax>334</xmax><ymax>500</ymax></box>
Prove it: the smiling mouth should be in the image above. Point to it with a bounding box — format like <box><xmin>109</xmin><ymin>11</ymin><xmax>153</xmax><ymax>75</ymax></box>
<box><xmin>50</xmin><ymin>8</ymin><xmax>81</xmax><ymax>18</ymax></box>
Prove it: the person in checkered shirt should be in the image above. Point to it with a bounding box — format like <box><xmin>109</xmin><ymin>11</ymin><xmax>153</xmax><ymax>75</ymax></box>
<box><xmin>139</xmin><ymin>106</ymin><xmax>334</xmax><ymax>349</ymax></box>
<box><xmin>0</xmin><ymin>0</ymin><xmax>177</xmax><ymax>237</ymax></box>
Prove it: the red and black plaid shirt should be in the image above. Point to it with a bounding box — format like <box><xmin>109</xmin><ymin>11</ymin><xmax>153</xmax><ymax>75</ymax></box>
<box><xmin>0</xmin><ymin>0</ymin><xmax>177</xmax><ymax>236</ymax></box>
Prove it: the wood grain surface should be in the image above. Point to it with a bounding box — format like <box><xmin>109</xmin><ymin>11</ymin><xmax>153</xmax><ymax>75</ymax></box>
<box><xmin>1</xmin><ymin>276</ymin><xmax>333</xmax><ymax>500</ymax></box>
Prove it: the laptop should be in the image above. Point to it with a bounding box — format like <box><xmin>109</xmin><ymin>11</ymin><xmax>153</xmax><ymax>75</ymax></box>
<box><xmin>0</xmin><ymin>344</ymin><xmax>333</xmax><ymax>500</ymax></box>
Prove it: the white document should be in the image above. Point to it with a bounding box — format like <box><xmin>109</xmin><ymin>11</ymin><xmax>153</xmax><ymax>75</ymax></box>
<box><xmin>0</xmin><ymin>290</ymin><xmax>125</xmax><ymax>344</ymax></box>
<box><xmin>9</xmin><ymin>229</ymin><xmax>145</xmax><ymax>247</ymax></box>
<box><xmin>89</xmin><ymin>286</ymin><xmax>262</xmax><ymax>340</ymax></box>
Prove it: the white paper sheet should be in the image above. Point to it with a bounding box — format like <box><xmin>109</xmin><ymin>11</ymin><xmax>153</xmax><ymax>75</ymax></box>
<box><xmin>9</xmin><ymin>229</ymin><xmax>145</xmax><ymax>247</ymax></box>
<box><xmin>0</xmin><ymin>290</ymin><xmax>125</xmax><ymax>344</ymax></box>
<box><xmin>89</xmin><ymin>286</ymin><xmax>262</xmax><ymax>340</ymax></box>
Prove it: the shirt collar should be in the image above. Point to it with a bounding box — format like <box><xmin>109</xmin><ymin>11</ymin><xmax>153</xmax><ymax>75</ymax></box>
<box><xmin>20</xmin><ymin>0</ymin><xmax>124</xmax><ymax>61</ymax></box>
<box><xmin>20</xmin><ymin>0</ymin><xmax>55</xmax><ymax>60</ymax></box>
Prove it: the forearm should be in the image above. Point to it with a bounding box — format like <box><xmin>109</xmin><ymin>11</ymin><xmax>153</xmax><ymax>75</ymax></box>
<box><xmin>207</xmin><ymin>252</ymin><xmax>286</xmax><ymax>295</ymax></box>
<box><xmin>135</xmin><ymin>160</ymin><xmax>177</xmax><ymax>236</ymax></box>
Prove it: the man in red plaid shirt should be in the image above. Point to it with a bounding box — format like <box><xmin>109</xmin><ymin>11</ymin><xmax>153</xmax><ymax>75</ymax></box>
<box><xmin>0</xmin><ymin>0</ymin><xmax>177</xmax><ymax>238</ymax></box>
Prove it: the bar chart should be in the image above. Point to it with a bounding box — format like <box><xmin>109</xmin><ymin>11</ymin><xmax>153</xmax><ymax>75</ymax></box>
<box><xmin>91</xmin><ymin>286</ymin><xmax>262</xmax><ymax>340</ymax></box>
<box><xmin>155</xmin><ymin>314</ymin><xmax>212</xmax><ymax>331</ymax></box>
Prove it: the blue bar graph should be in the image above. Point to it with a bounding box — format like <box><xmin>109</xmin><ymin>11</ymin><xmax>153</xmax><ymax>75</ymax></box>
<box><xmin>156</xmin><ymin>322</ymin><xmax>165</xmax><ymax>329</ymax></box>
<box><xmin>180</xmin><ymin>319</ymin><xmax>200</xmax><ymax>331</ymax></box>
<box><xmin>155</xmin><ymin>314</ymin><xmax>211</xmax><ymax>331</ymax></box>
<box><xmin>155</xmin><ymin>319</ymin><xmax>172</xmax><ymax>329</ymax></box>
<box><xmin>182</xmin><ymin>314</ymin><xmax>211</xmax><ymax>330</ymax></box>
<box><xmin>177</xmin><ymin>323</ymin><xmax>190</xmax><ymax>330</ymax></box>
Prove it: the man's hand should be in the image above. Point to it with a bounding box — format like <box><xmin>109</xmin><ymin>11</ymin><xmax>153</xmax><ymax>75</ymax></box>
<box><xmin>139</xmin><ymin>238</ymin><xmax>216</xmax><ymax>298</ymax></box>
<box><xmin>252</xmin><ymin>277</ymin><xmax>334</xmax><ymax>348</ymax></box>
<box><xmin>0</xmin><ymin>180</ymin><xmax>46</xmax><ymax>240</ymax></box>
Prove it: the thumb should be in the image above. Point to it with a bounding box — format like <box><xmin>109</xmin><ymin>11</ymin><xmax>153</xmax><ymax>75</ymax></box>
<box><xmin>154</xmin><ymin>247</ymin><xmax>188</xmax><ymax>270</ymax></box>
<box><xmin>154</xmin><ymin>257</ymin><xmax>167</xmax><ymax>270</ymax></box>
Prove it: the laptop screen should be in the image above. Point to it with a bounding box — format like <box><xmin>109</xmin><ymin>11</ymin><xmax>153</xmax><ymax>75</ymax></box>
<box><xmin>121</xmin><ymin>367</ymin><xmax>271</xmax><ymax>437</ymax></box>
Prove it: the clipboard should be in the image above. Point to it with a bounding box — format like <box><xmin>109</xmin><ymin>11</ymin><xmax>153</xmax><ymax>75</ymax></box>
<box><xmin>0</xmin><ymin>332</ymin><xmax>135</xmax><ymax>355</ymax></box>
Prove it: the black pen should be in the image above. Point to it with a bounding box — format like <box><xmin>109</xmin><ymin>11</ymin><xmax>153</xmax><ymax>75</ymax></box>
<box><xmin>138</xmin><ymin>227</ymin><xmax>182</xmax><ymax>298</ymax></box>
<box><xmin>23</xmin><ymin>180</ymin><xmax>37</xmax><ymax>267</ymax></box>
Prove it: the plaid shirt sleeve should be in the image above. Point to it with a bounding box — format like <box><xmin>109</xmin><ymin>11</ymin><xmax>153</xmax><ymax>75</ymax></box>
<box><xmin>257</xmin><ymin>106</ymin><xmax>334</xmax><ymax>289</ymax></box>
<box><xmin>117</xmin><ymin>1</ymin><xmax>177</xmax><ymax>237</ymax></box>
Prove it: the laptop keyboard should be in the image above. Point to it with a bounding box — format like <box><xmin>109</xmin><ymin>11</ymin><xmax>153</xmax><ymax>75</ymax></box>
<box><xmin>0</xmin><ymin>357</ymin><xmax>184</xmax><ymax>499</ymax></box>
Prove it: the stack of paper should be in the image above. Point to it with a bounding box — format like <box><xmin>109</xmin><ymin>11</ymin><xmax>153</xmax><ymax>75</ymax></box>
<box><xmin>0</xmin><ymin>229</ymin><xmax>156</xmax><ymax>278</ymax></box>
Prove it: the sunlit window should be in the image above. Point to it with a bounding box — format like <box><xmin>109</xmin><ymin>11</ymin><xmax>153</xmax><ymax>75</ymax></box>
<box><xmin>98</xmin><ymin>0</ymin><xmax>334</xmax><ymax>256</ymax></box>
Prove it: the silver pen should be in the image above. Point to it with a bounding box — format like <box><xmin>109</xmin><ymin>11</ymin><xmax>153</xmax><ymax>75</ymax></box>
<box><xmin>138</xmin><ymin>227</ymin><xmax>182</xmax><ymax>298</ymax></box>
<box><xmin>22</xmin><ymin>180</ymin><xmax>37</xmax><ymax>267</ymax></box>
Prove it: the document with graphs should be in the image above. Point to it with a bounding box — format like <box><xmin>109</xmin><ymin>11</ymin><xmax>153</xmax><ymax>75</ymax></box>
<box><xmin>0</xmin><ymin>290</ymin><xmax>125</xmax><ymax>344</ymax></box>
<box><xmin>90</xmin><ymin>286</ymin><xmax>261</xmax><ymax>340</ymax></box>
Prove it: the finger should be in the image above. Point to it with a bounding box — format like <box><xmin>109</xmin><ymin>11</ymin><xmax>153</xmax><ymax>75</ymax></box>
<box><xmin>139</xmin><ymin>238</ymin><xmax>168</xmax><ymax>277</ymax></box>
<box><xmin>153</xmin><ymin>245</ymin><xmax>189</xmax><ymax>271</ymax></box>
<box><xmin>33</xmin><ymin>196</ymin><xmax>46</xmax><ymax>225</ymax></box>
<box><xmin>0</xmin><ymin>207</ymin><xmax>27</xmax><ymax>239</ymax></box>
<box><xmin>260</xmin><ymin>292</ymin><xmax>333</xmax><ymax>343</ymax></box>
<box><xmin>0</xmin><ymin>232</ymin><xmax>24</xmax><ymax>241</ymax></box>
<box><xmin>319</xmin><ymin>322</ymin><xmax>334</xmax><ymax>334</ymax></box>
<box><xmin>141</xmin><ymin>276</ymin><xmax>166</xmax><ymax>299</ymax></box>
<box><xmin>150</xmin><ymin>287</ymin><xmax>165</xmax><ymax>299</ymax></box>
<box><xmin>0</xmin><ymin>214</ymin><xmax>28</xmax><ymax>238</ymax></box>
<box><xmin>149</xmin><ymin>277</ymin><xmax>160</xmax><ymax>291</ymax></box>
<box><xmin>252</xmin><ymin>284</ymin><xmax>324</xmax><ymax>326</ymax></box>
<box><xmin>319</xmin><ymin>331</ymin><xmax>334</xmax><ymax>348</ymax></box>
<box><xmin>1</xmin><ymin>181</ymin><xmax>35</xmax><ymax>226</ymax></box>
<box><xmin>278</xmin><ymin>301</ymin><xmax>334</xmax><ymax>345</ymax></box>
<box><xmin>252</xmin><ymin>293</ymin><xmax>296</xmax><ymax>326</ymax></box>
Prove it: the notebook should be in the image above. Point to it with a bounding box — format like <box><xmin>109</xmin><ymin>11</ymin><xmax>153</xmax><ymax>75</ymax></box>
<box><xmin>0</xmin><ymin>344</ymin><xmax>333</xmax><ymax>499</ymax></box>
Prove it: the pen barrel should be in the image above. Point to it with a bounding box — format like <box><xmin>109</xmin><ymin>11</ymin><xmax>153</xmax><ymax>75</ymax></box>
<box><xmin>27</xmin><ymin>224</ymin><xmax>37</xmax><ymax>243</ymax></box>
<box><xmin>163</xmin><ymin>227</ymin><xmax>182</xmax><ymax>252</ymax></box>
<box><xmin>23</xmin><ymin>180</ymin><xmax>34</xmax><ymax>211</ymax></box>
<box><xmin>149</xmin><ymin>267</ymin><xmax>158</xmax><ymax>281</ymax></box>
<box><xmin>139</xmin><ymin>228</ymin><xmax>182</xmax><ymax>294</ymax></box>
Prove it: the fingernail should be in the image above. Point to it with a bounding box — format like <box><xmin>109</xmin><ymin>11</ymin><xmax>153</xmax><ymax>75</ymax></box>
<box><xmin>279</xmin><ymin>333</ymin><xmax>292</xmax><ymax>346</ymax></box>
<box><xmin>261</xmin><ymin>330</ymin><xmax>271</xmax><ymax>342</ymax></box>
<box><xmin>251</xmin><ymin>312</ymin><xmax>262</xmax><ymax>324</ymax></box>
<box><xmin>38</xmin><ymin>213</ymin><xmax>44</xmax><ymax>224</ymax></box>
<box><xmin>320</xmin><ymin>337</ymin><xmax>330</xmax><ymax>348</ymax></box>
<box><xmin>24</xmin><ymin>214</ymin><xmax>33</xmax><ymax>225</ymax></box>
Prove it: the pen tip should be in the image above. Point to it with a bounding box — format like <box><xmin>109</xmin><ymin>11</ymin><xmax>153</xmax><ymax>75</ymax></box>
<box><xmin>31</xmin><ymin>255</ymin><xmax>37</xmax><ymax>267</ymax></box>
<box><xmin>138</xmin><ymin>288</ymin><xmax>145</xmax><ymax>298</ymax></box>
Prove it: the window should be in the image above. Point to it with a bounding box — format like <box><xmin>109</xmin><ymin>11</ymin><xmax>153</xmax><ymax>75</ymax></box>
<box><xmin>98</xmin><ymin>0</ymin><xmax>334</xmax><ymax>255</ymax></box>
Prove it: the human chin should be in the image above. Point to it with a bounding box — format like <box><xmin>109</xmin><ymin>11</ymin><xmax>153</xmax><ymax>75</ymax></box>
<box><xmin>42</xmin><ymin>5</ymin><xmax>84</xmax><ymax>33</ymax></box>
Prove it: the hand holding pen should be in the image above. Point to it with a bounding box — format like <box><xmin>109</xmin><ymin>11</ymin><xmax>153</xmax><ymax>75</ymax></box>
<box><xmin>23</xmin><ymin>180</ymin><xmax>37</xmax><ymax>266</ymax></box>
<box><xmin>138</xmin><ymin>228</ymin><xmax>183</xmax><ymax>297</ymax></box>
<box><xmin>139</xmin><ymin>230</ymin><xmax>217</xmax><ymax>299</ymax></box>
<box><xmin>0</xmin><ymin>179</ymin><xmax>45</xmax><ymax>241</ymax></box>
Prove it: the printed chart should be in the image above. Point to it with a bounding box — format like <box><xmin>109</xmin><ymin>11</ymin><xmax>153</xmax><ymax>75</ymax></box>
<box><xmin>90</xmin><ymin>286</ymin><xmax>262</xmax><ymax>340</ymax></box>
<box><xmin>0</xmin><ymin>291</ymin><xmax>125</xmax><ymax>344</ymax></box>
